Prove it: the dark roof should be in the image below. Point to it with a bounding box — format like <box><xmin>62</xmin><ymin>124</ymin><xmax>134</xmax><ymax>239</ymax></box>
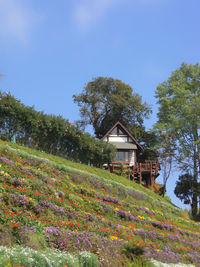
<box><xmin>109</xmin><ymin>142</ymin><xmax>137</xmax><ymax>149</ymax></box>
<box><xmin>102</xmin><ymin>121</ymin><xmax>143</xmax><ymax>151</ymax></box>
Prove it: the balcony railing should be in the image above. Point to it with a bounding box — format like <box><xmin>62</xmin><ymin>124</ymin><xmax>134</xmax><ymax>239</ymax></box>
<box><xmin>133</xmin><ymin>160</ymin><xmax>159</xmax><ymax>174</ymax></box>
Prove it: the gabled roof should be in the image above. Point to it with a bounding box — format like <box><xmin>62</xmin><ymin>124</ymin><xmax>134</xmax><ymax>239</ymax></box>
<box><xmin>102</xmin><ymin>121</ymin><xmax>143</xmax><ymax>151</ymax></box>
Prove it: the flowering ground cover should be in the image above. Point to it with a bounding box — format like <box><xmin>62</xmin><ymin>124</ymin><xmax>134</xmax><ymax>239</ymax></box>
<box><xmin>0</xmin><ymin>246</ymin><xmax>98</xmax><ymax>267</ymax></box>
<box><xmin>0</xmin><ymin>140</ymin><xmax>199</xmax><ymax>266</ymax></box>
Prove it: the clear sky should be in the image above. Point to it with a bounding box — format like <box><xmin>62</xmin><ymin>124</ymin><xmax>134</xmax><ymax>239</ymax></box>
<box><xmin>0</xmin><ymin>0</ymin><xmax>200</xmax><ymax>209</ymax></box>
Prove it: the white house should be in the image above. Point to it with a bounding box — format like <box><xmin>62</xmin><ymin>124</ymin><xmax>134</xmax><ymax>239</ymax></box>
<box><xmin>102</xmin><ymin>121</ymin><xmax>143</xmax><ymax>167</ymax></box>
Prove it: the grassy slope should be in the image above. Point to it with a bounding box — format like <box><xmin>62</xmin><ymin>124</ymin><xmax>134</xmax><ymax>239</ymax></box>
<box><xmin>0</xmin><ymin>140</ymin><xmax>199</xmax><ymax>267</ymax></box>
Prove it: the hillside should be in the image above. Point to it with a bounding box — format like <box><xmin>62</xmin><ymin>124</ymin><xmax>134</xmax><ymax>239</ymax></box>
<box><xmin>0</xmin><ymin>140</ymin><xmax>199</xmax><ymax>267</ymax></box>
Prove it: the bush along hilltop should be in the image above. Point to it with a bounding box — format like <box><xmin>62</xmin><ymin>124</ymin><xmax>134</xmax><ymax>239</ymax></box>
<box><xmin>0</xmin><ymin>140</ymin><xmax>199</xmax><ymax>267</ymax></box>
<box><xmin>0</xmin><ymin>91</ymin><xmax>116</xmax><ymax>167</ymax></box>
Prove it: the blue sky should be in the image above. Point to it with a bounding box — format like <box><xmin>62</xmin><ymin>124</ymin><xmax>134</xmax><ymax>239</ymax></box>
<box><xmin>0</xmin><ymin>0</ymin><xmax>200</xmax><ymax>209</ymax></box>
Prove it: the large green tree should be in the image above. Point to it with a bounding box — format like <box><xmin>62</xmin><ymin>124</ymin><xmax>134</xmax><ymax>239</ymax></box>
<box><xmin>73</xmin><ymin>77</ymin><xmax>151</xmax><ymax>140</ymax></box>
<box><xmin>154</xmin><ymin>63</ymin><xmax>200</xmax><ymax>216</ymax></box>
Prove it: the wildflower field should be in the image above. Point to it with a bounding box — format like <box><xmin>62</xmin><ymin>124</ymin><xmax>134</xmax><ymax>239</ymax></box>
<box><xmin>0</xmin><ymin>140</ymin><xmax>199</xmax><ymax>267</ymax></box>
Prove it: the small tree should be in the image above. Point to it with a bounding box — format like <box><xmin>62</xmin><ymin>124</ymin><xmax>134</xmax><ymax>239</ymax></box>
<box><xmin>174</xmin><ymin>173</ymin><xmax>200</xmax><ymax>215</ymax></box>
<box><xmin>152</xmin><ymin>131</ymin><xmax>175</xmax><ymax>197</ymax></box>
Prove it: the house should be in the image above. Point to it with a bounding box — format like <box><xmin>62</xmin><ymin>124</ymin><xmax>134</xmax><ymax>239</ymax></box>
<box><xmin>102</xmin><ymin>121</ymin><xmax>159</xmax><ymax>187</ymax></box>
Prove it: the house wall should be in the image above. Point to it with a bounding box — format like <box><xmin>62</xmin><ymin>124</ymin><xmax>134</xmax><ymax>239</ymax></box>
<box><xmin>102</xmin><ymin>124</ymin><xmax>138</xmax><ymax>166</ymax></box>
<box><xmin>108</xmin><ymin>136</ymin><xmax>128</xmax><ymax>142</ymax></box>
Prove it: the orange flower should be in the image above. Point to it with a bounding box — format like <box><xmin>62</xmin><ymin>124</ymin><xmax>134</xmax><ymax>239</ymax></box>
<box><xmin>10</xmin><ymin>222</ymin><xmax>18</xmax><ymax>228</ymax></box>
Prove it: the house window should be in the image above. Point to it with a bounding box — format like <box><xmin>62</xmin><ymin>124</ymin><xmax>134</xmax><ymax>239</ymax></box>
<box><xmin>119</xmin><ymin>129</ymin><xmax>124</xmax><ymax>135</ymax></box>
<box><xmin>110</xmin><ymin>127</ymin><xmax>118</xmax><ymax>135</ymax></box>
<box><xmin>116</xmin><ymin>151</ymin><xmax>129</xmax><ymax>162</ymax></box>
<box><xmin>110</xmin><ymin>127</ymin><xmax>126</xmax><ymax>136</ymax></box>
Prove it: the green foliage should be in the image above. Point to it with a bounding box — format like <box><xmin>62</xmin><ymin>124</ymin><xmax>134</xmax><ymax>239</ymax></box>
<box><xmin>0</xmin><ymin>184</ymin><xmax>5</xmax><ymax>193</ymax></box>
<box><xmin>174</xmin><ymin>173</ymin><xmax>197</xmax><ymax>205</ymax></box>
<box><xmin>25</xmin><ymin>232</ymin><xmax>47</xmax><ymax>250</ymax></box>
<box><xmin>121</xmin><ymin>242</ymin><xmax>154</xmax><ymax>267</ymax></box>
<box><xmin>154</xmin><ymin>62</ymin><xmax>200</xmax><ymax>215</ymax></box>
<box><xmin>0</xmin><ymin>91</ymin><xmax>116</xmax><ymax>167</ymax></box>
<box><xmin>122</xmin><ymin>242</ymin><xmax>144</xmax><ymax>259</ymax></box>
<box><xmin>127</xmin><ymin>258</ymin><xmax>154</xmax><ymax>267</ymax></box>
<box><xmin>73</xmin><ymin>77</ymin><xmax>151</xmax><ymax>141</ymax></box>
<box><xmin>78</xmin><ymin>251</ymin><xmax>99</xmax><ymax>267</ymax></box>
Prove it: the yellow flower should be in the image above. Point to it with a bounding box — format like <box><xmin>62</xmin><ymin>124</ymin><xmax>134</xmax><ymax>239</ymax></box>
<box><xmin>110</xmin><ymin>236</ymin><xmax>118</xmax><ymax>240</ymax></box>
<box><xmin>138</xmin><ymin>215</ymin><xmax>145</xmax><ymax>220</ymax></box>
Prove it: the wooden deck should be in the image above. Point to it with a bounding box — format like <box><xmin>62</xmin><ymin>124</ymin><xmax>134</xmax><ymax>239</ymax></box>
<box><xmin>132</xmin><ymin>160</ymin><xmax>159</xmax><ymax>187</ymax></box>
<box><xmin>108</xmin><ymin>160</ymin><xmax>159</xmax><ymax>187</ymax></box>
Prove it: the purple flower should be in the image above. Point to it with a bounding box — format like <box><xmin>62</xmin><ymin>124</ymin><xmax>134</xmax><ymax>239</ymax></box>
<box><xmin>0</xmin><ymin>156</ymin><xmax>14</xmax><ymax>166</ymax></box>
<box><xmin>54</xmin><ymin>206</ymin><xmax>65</xmax><ymax>214</ymax></box>
<box><xmin>102</xmin><ymin>196</ymin><xmax>120</xmax><ymax>204</ymax></box>
<box><xmin>117</xmin><ymin>209</ymin><xmax>139</xmax><ymax>221</ymax></box>
<box><xmin>10</xmin><ymin>193</ymin><xmax>30</xmax><ymax>206</ymax></box>
<box><xmin>44</xmin><ymin>226</ymin><xmax>61</xmax><ymax>236</ymax></box>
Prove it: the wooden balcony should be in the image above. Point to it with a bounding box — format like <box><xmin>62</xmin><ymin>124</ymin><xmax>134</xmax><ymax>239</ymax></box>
<box><xmin>132</xmin><ymin>160</ymin><xmax>159</xmax><ymax>186</ymax></box>
<box><xmin>136</xmin><ymin>160</ymin><xmax>159</xmax><ymax>173</ymax></box>
<box><xmin>107</xmin><ymin>160</ymin><xmax>159</xmax><ymax>187</ymax></box>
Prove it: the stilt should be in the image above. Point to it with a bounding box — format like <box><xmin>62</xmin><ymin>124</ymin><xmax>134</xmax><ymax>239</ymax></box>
<box><xmin>139</xmin><ymin>163</ymin><xmax>142</xmax><ymax>184</ymax></box>
<box><xmin>109</xmin><ymin>165</ymin><xmax>114</xmax><ymax>173</ymax></box>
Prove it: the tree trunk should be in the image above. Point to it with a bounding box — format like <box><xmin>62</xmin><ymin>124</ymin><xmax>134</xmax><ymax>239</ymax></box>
<box><xmin>192</xmin><ymin>138</ymin><xmax>198</xmax><ymax>217</ymax></box>
<box><xmin>197</xmin><ymin>134</ymin><xmax>200</xmax><ymax>217</ymax></box>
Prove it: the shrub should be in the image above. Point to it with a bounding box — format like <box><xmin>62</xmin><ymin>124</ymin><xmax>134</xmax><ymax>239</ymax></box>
<box><xmin>78</xmin><ymin>251</ymin><xmax>99</xmax><ymax>267</ymax></box>
<box><xmin>121</xmin><ymin>242</ymin><xmax>153</xmax><ymax>267</ymax></box>
<box><xmin>121</xmin><ymin>242</ymin><xmax>145</xmax><ymax>260</ymax></box>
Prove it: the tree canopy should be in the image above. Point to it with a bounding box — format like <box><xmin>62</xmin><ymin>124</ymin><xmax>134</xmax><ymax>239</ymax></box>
<box><xmin>0</xmin><ymin>91</ymin><xmax>116</xmax><ymax>167</ymax></box>
<box><xmin>73</xmin><ymin>77</ymin><xmax>151</xmax><ymax>141</ymax></box>
<box><xmin>154</xmin><ymin>62</ymin><xmax>200</xmax><ymax>216</ymax></box>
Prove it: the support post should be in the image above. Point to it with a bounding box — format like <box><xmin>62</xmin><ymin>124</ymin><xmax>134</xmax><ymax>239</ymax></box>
<box><xmin>110</xmin><ymin>165</ymin><xmax>114</xmax><ymax>173</ymax></box>
<box><xmin>139</xmin><ymin>163</ymin><xmax>142</xmax><ymax>184</ymax></box>
<box><xmin>150</xmin><ymin>162</ymin><xmax>152</xmax><ymax>187</ymax></box>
